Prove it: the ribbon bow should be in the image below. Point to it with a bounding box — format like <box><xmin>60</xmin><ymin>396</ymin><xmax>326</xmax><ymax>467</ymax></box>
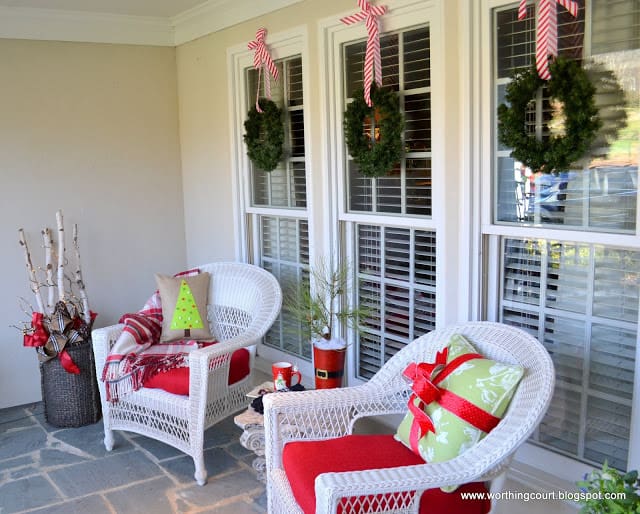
<box><xmin>340</xmin><ymin>0</ymin><xmax>387</xmax><ymax>107</ymax></box>
<box><xmin>519</xmin><ymin>0</ymin><xmax>579</xmax><ymax>80</ymax></box>
<box><xmin>402</xmin><ymin>348</ymin><xmax>500</xmax><ymax>456</ymax></box>
<box><xmin>247</xmin><ymin>28</ymin><xmax>279</xmax><ymax>113</ymax></box>
<box><xmin>23</xmin><ymin>312</ymin><xmax>49</xmax><ymax>348</ymax></box>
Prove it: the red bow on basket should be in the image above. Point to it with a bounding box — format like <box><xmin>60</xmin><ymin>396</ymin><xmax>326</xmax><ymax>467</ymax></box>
<box><xmin>23</xmin><ymin>312</ymin><xmax>48</xmax><ymax>348</ymax></box>
<box><xmin>22</xmin><ymin>304</ymin><xmax>96</xmax><ymax>375</ymax></box>
<box><xmin>402</xmin><ymin>348</ymin><xmax>502</xmax><ymax>455</ymax></box>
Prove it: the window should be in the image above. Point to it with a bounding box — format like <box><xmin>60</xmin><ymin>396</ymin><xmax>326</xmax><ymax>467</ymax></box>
<box><xmin>342</xmin><ymin>26</ymin><xmax>436</xmax><ymax>379</ymax></box>
<box><xmin>494</xmin><ymin>3</ymin><xmax>638</xmax><ymax>232</ymax></box>
<box><xmin>490</xmin><ymin>0</ymin><xmax>640</xmax><ymax>471</ymax></box>
<box><xmin>246</xmin><ymin>55</ymin><xmax>311</xmax><ymax>360</ymax></box>
<box><xmin>356</xmin><ymin>224</ymin><xmax>436</xmax><ymax>378</ymax></box>
<box><xmin>501</xmin><ymin>239</ymin><xmax>639</xmax><ymax>470</ymax></box>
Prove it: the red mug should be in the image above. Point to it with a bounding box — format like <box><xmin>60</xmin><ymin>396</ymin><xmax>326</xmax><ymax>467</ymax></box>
<box><xmin>272</xmin><ymin>361</ymin><xmax>301</xmax><ymax>390</ymax></box>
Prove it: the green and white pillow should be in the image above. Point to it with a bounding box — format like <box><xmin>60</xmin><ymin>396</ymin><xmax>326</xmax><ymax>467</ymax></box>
<box><xmin>395</xmin><ymin>334</ymin><xmax>524</xmax><ymax>464</ymax></box>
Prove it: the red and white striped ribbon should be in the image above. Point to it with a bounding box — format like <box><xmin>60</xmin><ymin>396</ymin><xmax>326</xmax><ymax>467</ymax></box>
<box><xmin>247</xmin><ymin>28</ymin><xmax>279</xmax><ymax>113</ymax></box>
<box><xmin>341</xmin><ymin>0</ymin><xmax>387</xmax><ymax>107</ymax></box>
<box><xmin>519</xmin><ymin>0</ymin><xmax>578</xmax><ymax>80</ymax></box>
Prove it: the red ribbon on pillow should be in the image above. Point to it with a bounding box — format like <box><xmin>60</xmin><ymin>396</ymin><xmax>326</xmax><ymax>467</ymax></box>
<box><xmin>402</xmin><ymin>348</ymin><xmax>502</xmax><ymax>455</ymax></box>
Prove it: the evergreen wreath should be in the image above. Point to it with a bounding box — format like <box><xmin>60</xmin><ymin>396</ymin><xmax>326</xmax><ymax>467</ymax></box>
<box><xmin>243</xmin><ymin>98</ymin><xmax>284</xmax><ymax>172</ymax></box>
<box><xmin>497</xmin><ymin>57</ymin><xmax>601</xmax><ymax>174</ymax></box>
<box><xmin>344</xmin><ymin>86</ymin><xmax>404</xmax><ymax>177</ymax></box>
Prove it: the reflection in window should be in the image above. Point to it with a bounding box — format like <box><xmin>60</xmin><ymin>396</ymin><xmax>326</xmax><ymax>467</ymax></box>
<box><xmin>494</xmin><ymin>4</ymin><xmax>639</xmax><ymax>233</ymax></box>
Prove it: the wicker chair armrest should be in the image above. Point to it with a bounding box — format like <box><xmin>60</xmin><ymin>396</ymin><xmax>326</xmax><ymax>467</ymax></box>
<box><xmin>265</xmin><ymin>384</ymin><xmax>407</xmax><ymax>437</ymax></box>
<box><xmin>264</xmin><ymin>384</ymin><xmax>409</xmax><ymax>472</ymax></box>
<box><xmin>91</xmin><ymin>324</ymin><xmax>125</xmax><ymax>371</ymax></box>
<box><xmin>313</xmin><ymin>455</ymin><xmax>489</xmax><ymax>514</ymax></box>
<box><xmin>188</xmin><ymin>335</ymin><xmax>255</xmax><ymax>377</ymax></box>
<box><xmin>186</xmin><ymin>335</ymin><xmax>257</xmax><ymax>429</ymax></box>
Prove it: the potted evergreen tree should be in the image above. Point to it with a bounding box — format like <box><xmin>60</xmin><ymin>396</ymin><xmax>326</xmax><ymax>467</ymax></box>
<box><xmin>286</xmin><ymin>259</ymin><xmax>370</xmax><ymax>388</ymax></box>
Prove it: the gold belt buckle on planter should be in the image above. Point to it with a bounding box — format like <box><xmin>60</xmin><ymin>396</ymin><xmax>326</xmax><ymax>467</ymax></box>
<box><xmin>316</xmin><ymin>369</ymin><xmax>329</xmax><ymax>379</ymax></box>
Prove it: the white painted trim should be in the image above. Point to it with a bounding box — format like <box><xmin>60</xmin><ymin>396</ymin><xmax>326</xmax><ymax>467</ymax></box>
<box><xmin>172</xmin><ymin>0</ymin><xmax>304</xmax><ymax>46</ymax></box>
<box><xmin>0</xmin><ymin>0</ymin><xmax>304</xmax><ymax>47</ymax></box>
<box><xmin>512</xmin><ymin>442</ymin><xmax>595</xmax><ymax>486</ymax></box>
<box><xmin>0</xmin><ymin>6</ymin><xmax>173</xmax><ymax>46</ymax></box>
<box><xmin>481</xmin><ymin>222</ymin><xmax>640</xmax><ymax>248</ymax></box>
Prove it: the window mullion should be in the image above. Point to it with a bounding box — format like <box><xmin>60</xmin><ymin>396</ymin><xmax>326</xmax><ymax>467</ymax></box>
<box><xmin>577</xmin><ymin>246</ymin><xmax>596</xmax><ymax>460</ymax></box>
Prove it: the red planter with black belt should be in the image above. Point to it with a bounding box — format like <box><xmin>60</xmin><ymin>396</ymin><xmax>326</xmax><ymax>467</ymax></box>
<box><xmin>313</xmin><ymin>344</ymin><xmax>346</xmax><ymax>389</ymax></box>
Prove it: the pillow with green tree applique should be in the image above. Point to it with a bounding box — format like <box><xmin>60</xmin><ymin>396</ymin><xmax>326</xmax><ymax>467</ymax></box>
<box><xmin>156</xmin><ymin>272</ymin><xmax>212</xmax><ymax>342</ymax></box>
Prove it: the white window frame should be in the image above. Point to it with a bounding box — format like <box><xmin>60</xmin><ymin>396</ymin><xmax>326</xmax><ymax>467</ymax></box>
<box><xmin>227</xmin><ymin>26</ymin><xmax>317</xmax><ymax>379</ymax></box>
<box><xmin>476</xmin><ymin>0</ymin><xmax>640</xmax><ymax>482</ymax></box>
<box><xmin>319</xmin><ymin>0</ymin><xmax>469</xmax><ymax>387</ymax></box>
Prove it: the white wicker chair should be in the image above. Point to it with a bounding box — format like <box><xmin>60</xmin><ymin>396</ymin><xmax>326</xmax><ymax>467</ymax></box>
<box><xmin>92</xmin><ymin>262</ymin><xmax>281</xmax><ymax>485</ymax></box>
<box><xmin>264</xmin><ymin>321</ymin><xmax>555</xmax><ymax>514</ymax></box>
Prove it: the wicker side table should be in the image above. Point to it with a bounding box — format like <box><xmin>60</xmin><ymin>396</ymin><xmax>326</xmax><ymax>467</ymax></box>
<box><xmin>234</xmin><ymin>406</ymin><xmax>267</xmax><ymax>481</ymax></box>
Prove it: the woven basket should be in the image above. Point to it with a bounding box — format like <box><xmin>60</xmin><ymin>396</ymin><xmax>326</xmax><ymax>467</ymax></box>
<box><xmin>40</xmin><ymin>340</ymin><xmax>101</xmax><ymax>428</ymax></box>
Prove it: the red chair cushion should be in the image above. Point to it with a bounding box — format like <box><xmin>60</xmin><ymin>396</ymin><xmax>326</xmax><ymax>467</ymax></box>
<box><xmin>142</xmin><ymin>348</ymin><xmax>250</xmax><ymax>395</ymax></box>
<box><xmin>283</xmin><ymin>434</ymin><xmax>490</xmax><ymax>514</ymax></box>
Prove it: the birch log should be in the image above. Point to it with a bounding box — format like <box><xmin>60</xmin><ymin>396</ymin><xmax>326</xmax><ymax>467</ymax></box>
<box><xmin>18</xmin><ymin>229</ymin><xmax>45</xmax><ymax>313</ymax></box>
<box><xmin>56</xmin><ymin>210</ymin><xmax>65</xmax><ymax>302</ymax></box>
<box><xmin>73</xmin><ymin>223</ymin><xmax>91</xmax><ymax>323</ymax></box>
<box><xmin>42</xmin><ymin>228</ymin><xmax>55</xmax><ymax>315</ymax></box>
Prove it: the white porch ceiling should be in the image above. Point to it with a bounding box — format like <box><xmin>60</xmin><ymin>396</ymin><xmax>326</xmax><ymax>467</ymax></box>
<box><xmin>0</xmin><ymin>0</ymin><xmax>206</xmax><ymax>18</ymax></box>
<box><xmin>0</xmin><ymin>0</ymin><xmax>304</xmax><ymax>46</ymax></box>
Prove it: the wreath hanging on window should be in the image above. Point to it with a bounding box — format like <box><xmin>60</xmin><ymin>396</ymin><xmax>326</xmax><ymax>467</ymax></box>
<box><xmin>344</xmin><ymin>86</ymin><xmax>404</xmax><ymax>177</ymax></box>
<box><xmin>497</xmin><ymin>57</ymin><xmax>601</xmax><ymax>174</ymax></box>
<box><xmin>243</xmin><ymin>99</ymin><xmax>284</xmax><ymax>172</ymax></box>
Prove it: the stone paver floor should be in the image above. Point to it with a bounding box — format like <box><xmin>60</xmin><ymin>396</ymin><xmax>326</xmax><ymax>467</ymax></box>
<box><xmin>0</xmin><ymin>402</ymin><xmax>267</xmax><ymax>513</ymax></box>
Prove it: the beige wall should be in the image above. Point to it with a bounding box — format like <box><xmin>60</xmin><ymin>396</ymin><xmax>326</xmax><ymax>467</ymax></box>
<box><xmin>0</xmin><ymin>39</ymin><xmax>186</xmax><ymax>408</ymax></box>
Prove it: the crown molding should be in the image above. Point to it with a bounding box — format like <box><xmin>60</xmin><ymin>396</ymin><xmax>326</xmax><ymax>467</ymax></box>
<box><xmin>172</xmin><ymin>0</ymin><xmax>304</xmax><ymax>46</ymax></box>
<box><xmin>0</xmin><ymin>6</ymin><xmax>174</xmax><ymax>46</ymax></box>
<box><xmin>0</xmin><ymin>0</ymin><xmax>305</xmax><ymax>47</ymax></box>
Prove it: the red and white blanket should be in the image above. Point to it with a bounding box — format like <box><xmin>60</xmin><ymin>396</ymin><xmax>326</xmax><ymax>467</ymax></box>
<box><xmin>101</xmin><ymin>269</ymin><xmax>214</xmax><ymax>402</ymax></box>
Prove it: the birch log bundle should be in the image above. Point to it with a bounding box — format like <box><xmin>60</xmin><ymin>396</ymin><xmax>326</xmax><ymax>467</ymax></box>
<box><xmin>17</xmin><ymin>209</ymin><xmax>91</xmax><ymax>322</ymax></box>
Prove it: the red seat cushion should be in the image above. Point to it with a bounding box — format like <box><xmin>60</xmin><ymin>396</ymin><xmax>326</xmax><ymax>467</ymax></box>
<box><xmin>142</xmin><ymin>348</ymin><xmax>250</xmax><ymax>395</ymax></box>
<box><xmin>283</xmin><ymin>434</ymin><xmax>490</xmax><ymax>514</ymax></box>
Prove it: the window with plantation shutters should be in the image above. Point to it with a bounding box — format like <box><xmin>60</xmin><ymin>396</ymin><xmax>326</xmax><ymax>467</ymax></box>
<box><xmin>260</xmin><ymin>216</ymin><xmax>310</xmax><ymax>359</ymax></box>
<box><xmin>345</xmin><ymin>27</ymin><xmax>432</xmax><ymax>216</ymax></box>
<box><xmin>248</xmin><ymin>57</ymin><xmax>306</xmax><ymax>209</ymax></box>
<box><xmin>342</xmin><ymin>25</ymin><xmax>435</xmax><ymax>380</ymax></box>
<box><xmin>246</xmin><ymin>55</ymin><xmax>310</xmax><ymax>360</ymax></box>
<box><xmin>356</xmin><ymin>224</ymin><xmax>436</xmax><ymax>379</ymax></box>
<box><xmin>501</xmin><ymin>238</ymin><xmax>638</xmax><ymax>470</ymax></box>
<box><xmin>491</xmin><ymin>0</ymin><xmax>640</xmax><ymax>472</ymax></box>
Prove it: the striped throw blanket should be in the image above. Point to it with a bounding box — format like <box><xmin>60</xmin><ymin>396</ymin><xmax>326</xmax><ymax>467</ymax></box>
<box><xmin>102</xmin><ymin>269</ymin><xmax>214</xmax><ymax>402</ymax></box>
